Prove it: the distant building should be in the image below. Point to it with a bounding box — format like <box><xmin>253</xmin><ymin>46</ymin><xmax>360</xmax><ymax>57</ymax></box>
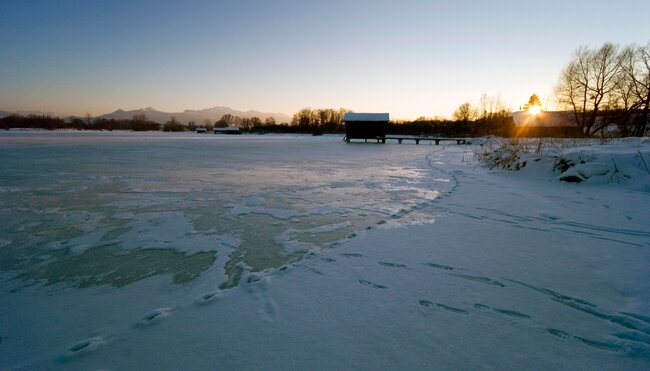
<box><xmin>511</xmin><ymin>111</ymin><xmax>573</xmax><ymax>127</ymax></box>
<box><xmin>214</xmin><ymin>127</ymin><xmax>241</xmax><ymax>135</ymax></box>
<box><xmin>512</xmin><ymin>110</ymin><xmax>650</xmax><ymax>136</ymax></box>
<box><xmin>343</xmin><ymin>112</ymin><xmax>389</xmax><ymax>143</ymax></box>
<box><xmin>196</xmin><ymin>127</ymin><xmax>208</xmax><ymax>133</ymax></box>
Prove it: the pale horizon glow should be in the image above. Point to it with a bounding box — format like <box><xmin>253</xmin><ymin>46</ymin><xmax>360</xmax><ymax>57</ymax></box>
<box><xmin>1</xmin><ymin>1</ymin><xmax>649</xmax><ymax>120</ymax></box>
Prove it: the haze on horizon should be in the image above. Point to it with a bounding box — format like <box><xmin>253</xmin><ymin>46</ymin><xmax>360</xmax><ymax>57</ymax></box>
<box><xmin>1</xmin><ymin>0</ymin><xmax>648</xmax><ymax>120</ymax></box>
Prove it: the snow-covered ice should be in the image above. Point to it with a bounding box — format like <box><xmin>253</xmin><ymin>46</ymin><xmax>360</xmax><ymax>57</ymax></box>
<box><xmin>0</xmin><ymin>132</ymin><xmax>649</xmax><ymax>370</ymax></box>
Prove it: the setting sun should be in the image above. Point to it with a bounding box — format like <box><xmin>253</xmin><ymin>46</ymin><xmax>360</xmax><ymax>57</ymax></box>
<box><xmin>528</xmin><ymin>105</ymin><xmax>542</xmax><ymax>115</ymax></box>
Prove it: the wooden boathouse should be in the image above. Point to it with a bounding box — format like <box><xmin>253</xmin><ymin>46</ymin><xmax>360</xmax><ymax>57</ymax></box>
<box><xmin>343</xmin><ymin>112</ymin><xmax>389</xmax><ymax>143</ymax></box>
<box><xmin>343</xmin><ymin>112</ymin><xmax>470</xmax><ymax>145</ymax></box>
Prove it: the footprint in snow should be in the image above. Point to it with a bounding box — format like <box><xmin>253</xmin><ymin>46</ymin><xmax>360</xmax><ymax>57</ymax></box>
<box><xmin>436</xmin><ymin>303</ymin><xmax>468</xmax><ymax>314</ymax></box>
<box><xmin>134</xmin><ymin>307</ymin><xmax>173</xmax><ymax>328</ymax></box>
<box><xmin>295</xmin><ymin>264</ymin><xmax>324</xmax><ymax>276</ymax></box>
<box><xmin>58</xmin><ymin>336</ymin><xmax>105</xmax><ymax>361</ymax></box>
<box><xmin>419</xmin><ymin>300</ymin><xmax>467</xmax><ymax>314</ymax></box>
<box><xmin>423</xmin><ymin>262</ymin><xmax>455</xmax><ymax>271</ymax></box>
<box><xmin>547</xmin><ymin>328</ymin><xmax>622</xmax><ymax>351</ymax></box>
<box><xmin>358</xmin><ymin>279</ymin><xmax>387</xmax><ymax>289</ymax></box>
<box><xmin>195</xmin><ymin>291</ymin><xmax>223</xmax><ymax>306</ymax></box>
<box><xmin>473</xmin><ymin>303</ymin><xmax>530</xmax><ymax>319</ymax></box>
<box><xmin>341</xmin><ymin>253</ymin><xmax>363</xmax><ymax>258</ymax></box>
<box><xmin>378</xmin><ymin>261</ymin><xmax>407</xmax><ymax>268</ymax></box>
<box><xmin>452</xmin><ymin>274</ymin><xmax>505</xmax><ymax>287</ymax></box>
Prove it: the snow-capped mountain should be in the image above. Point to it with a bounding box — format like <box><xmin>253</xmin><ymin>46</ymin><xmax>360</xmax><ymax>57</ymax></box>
<box><xmin>98</xmin><ymin>106</ymin><xmax>291</xmax><ymax>124</ymax></box>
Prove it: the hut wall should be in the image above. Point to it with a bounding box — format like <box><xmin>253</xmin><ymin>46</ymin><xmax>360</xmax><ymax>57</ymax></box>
<box><xmin>345</xmin><ymin>121</ymin><xmax>387</xmax><ymax>139</ymax></box>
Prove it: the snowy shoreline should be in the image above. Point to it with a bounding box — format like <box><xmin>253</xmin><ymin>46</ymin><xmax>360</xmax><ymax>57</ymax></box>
<box><xmin>1</xmin><ymin>134</ymin><xmax>649</xmax><ymax>370</ymax></box>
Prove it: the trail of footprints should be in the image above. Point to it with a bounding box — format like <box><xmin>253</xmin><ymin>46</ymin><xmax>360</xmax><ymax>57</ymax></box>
<box><xmin>57</xmin><ymin>231</ymin><xmax>649</xmax><ymax>362</ymax></box>
<box><xmin>450</xmin><ymin>205</ymin><xmax>647</xmax><ymax>248</ymax></box>
<box><xmin>350</xmin><ymin>253</ymin><xmax>650</xmax><ymax>355</ymax></box>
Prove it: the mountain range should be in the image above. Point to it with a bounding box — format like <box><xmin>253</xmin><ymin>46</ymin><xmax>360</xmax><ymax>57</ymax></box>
<box><xmin>0</xmin><ymin>106</ymin><xmax>292</xmax><ymax>124</ymax></box>
<box><xmin>97</xmin><ymin>106</ymin><xmax>292</xmax><ymax>124</ymax></box>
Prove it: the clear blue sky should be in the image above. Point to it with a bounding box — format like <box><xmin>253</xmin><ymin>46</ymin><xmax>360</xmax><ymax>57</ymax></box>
<box><xmin>1</xmin><ymin>0</ymin><xmax>648</xmax><ymax>119</ymax></box>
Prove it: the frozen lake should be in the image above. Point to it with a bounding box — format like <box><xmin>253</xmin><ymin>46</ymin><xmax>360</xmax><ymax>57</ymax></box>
<box><xmin>1</xmin><ymin>132</ymin><xmax>649</xmax><ymax>370</ymax></box>
<box><xmin>0</xmin><ymin>132</ymin><xmax>448</xmax><ymax>290</ymax></box>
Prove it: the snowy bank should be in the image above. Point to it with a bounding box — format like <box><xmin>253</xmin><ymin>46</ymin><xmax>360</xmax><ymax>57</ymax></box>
<box><xmin>476</xmin><ymin>137</ymin><xmax>650</xmax><ymax>191</ymax></box>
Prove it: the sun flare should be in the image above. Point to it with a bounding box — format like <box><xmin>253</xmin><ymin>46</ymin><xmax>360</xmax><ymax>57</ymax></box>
<box><xmin>528</xmin><ymin>105</ymin><xmax>541</xmax><ymax>115</ymax></box>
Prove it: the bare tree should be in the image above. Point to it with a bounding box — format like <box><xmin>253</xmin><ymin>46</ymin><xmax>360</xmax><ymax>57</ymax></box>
<box><xmin>239</xmin><ymin>117</ymin><xmax>252</xmax><ymax>131</ymax></box>
<box><xmin>132</xmin><ymin>113</ymin><xmax>147</xmax><ymax>123</ymax></box>
<box><xmin>556</xmin><ymin>43</ymin><xmax>623</xmax><ymax>136</ymax></box>
<box><xmin>248</xmin><ymin>116</ymin><xmax>262</xmax><ymax>130</ymax></box>
<box><xmin>453</xmin><ymin>102</ymin><xmax>477</xmax><ymax>122</ymax></box>
<box><xmin>621</xmin><ymin>42</ymin><xmax>650</xmax><ymax>136</ymax></box>
<box><xmin>163</xmin><ymin>116</ymin><xmax>184</xmax><ymax>132</ymax></box>
<box><xmin>214</xmin><ymin>116</ymin><xmax>228</xmax><ymax>128</ymax></box>
<box><xmin>292</xmin><ymin>108</ymin><xmax>315</xmax><ymax>128</ymax></box>
<box><xmin>479</xmin><ymin>93</ymin><xmax>509</xmax><ymax>119</ymax></box>
<box><xmin>215</xmin><ymin>114</ymin><xmax>242</xmax><ymax>128</ymax></box>
<box><xmin>610</xmin><ymin>46</ymin><xmax>639</xmax><ymax>135</ymax></box>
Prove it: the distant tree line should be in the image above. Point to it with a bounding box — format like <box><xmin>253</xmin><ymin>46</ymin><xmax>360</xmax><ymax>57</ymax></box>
<box><xmin>0</xmin><ymin>106</ymin><xmax>518</xmax><ymax>137</ymax></box>
<box><xmin>214</xmin><ymin>108</ymin><xmax>351</xmax><ymax>134</ymax></box>
<box><xmin>387</xmin><ymin>96</ymin><xmax>514</xmax><ymax>138</ymax></box>
<box><xmin>289</xmin><ymin>108</ymin><xmax>349</xmax><ymax>134</ymax></box>
<box><xmin>0</xmin><ymin>113</ymin><xmax>160</xmax><ymax>131</ymax></box>
<box><xmin>254</xmin><ymin>105</ymin><xmax>518</xmax><ymax>137</ymax></box>
<box><xmin>0</xmin><ymin>114</ymin><xmax>66</xmax><ymax>130</ymax></box>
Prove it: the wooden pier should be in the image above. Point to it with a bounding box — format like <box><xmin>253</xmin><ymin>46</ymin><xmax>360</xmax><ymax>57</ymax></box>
<box><xmin>352</xmin><ymin>136</ymin><xmax>470</xmax><ymax>145</ymax></box>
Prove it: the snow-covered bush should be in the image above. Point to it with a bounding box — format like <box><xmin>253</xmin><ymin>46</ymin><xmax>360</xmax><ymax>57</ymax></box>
<box><xmin>474</xmin><ymin>139</ymin><xmax>528</xmax><ymax>170</ymax></box>
<box><xmin>548</xmin><ymin>139</ymin><xmax>650</xmax><ymax>187</ymax></box>
<box><xmin>553</xmin><ymin>152</ymin><xmax>645</xmax><ymax>184</ymax></box>
<box><xmin>475</xmin><ymin>138</ymin><xmax>650</xmax><ymax>189</ymax></box>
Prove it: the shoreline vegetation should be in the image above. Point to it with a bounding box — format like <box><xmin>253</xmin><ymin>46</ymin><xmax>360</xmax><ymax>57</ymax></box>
<box><xmin>0</xmin><ymin>110</ymin><xmax>639</xmax><ymax>138</ymax></box>
<box><xmin>0</xmin><ymin>110</ymin><xmax>601</xmax><ymax>138</ymax></box>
